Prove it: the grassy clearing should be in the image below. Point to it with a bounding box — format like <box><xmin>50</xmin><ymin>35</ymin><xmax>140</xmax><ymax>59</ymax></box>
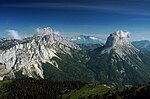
<box><xmin>62</xmin><ymin>84</ymin><xmax>114</xmax><ymax>99</ymax></box>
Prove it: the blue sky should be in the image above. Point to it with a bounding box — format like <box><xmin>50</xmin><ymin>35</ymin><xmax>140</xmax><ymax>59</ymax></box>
<box><xmin>0</xmin><ymin>0</ymin><xmax>150</xmax><ymax>41</ymax></box>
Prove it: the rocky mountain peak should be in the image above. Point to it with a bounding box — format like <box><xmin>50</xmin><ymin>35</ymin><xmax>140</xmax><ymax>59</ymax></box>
<box><xmin>106</xmin><ymin>30</ymin><xmax>130</xmax><ymax>47</ymax></box>
<box><xmin>0</xmin><ymin>27</ymin><xmax>80</xmax><ymax>80</ymax></box>
<box><xmin>91</xmin><ymin>30</ymin><xmax>139</xmax><ymax>57</ymax></box>
<box><xmin>88</xmin><ymin>31</ymin><xmax>150</xmax><ymax>86</ymax></box>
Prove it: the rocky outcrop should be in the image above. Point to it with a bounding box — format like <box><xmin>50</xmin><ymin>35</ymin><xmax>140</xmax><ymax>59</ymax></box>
<box><xmin>0</xmin><ymin>27</ymin><xmax>80</xmax><ymax>80</ymax></box>
<box><xmin>101</xmin><ymin>30</ymin><xmax>139</xmax><ymax>57</ymax></box>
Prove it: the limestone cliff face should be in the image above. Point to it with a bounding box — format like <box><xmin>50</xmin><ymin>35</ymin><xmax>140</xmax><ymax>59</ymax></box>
<box><xmin>106</xmin><ymin>30</ymin><xmax>130</xmax><ymax>47</ymax></box>
<box><xmin>0</xmin><ymin>27</ymin><xmax>80</xmax><ymax>80</ymax></box>
<box><xmin>101</xmin><ymin>30</ymin><xmax>139</xmax><ymax>57</ymax></box>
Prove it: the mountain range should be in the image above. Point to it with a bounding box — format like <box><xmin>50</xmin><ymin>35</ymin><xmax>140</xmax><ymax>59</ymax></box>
<box><xmin>0</xmin><ymin>27</ymin><xmax>94</xmax><ymax>82</ymax></box>
<box><xmin>132</xmin><ymin>40</ymin><xmax>150</xmax><ymax>52</ymax></box>
<box><xmin>0</xmin><ymin>28</ymin><xmax>150</xmax><ymax>86</ymax></box>
<box><xmin>71</xmin><ymin>35</ymin><xmax>104</xmax><ymax>45</ymax></box>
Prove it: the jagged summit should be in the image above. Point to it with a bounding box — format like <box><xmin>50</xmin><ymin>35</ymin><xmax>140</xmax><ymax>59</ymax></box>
<box><xmin>0</xmin><ymin>27</ymin><xmax>80</xmax><ymax>80</ymax></box>
<box><xmin>106</xmin><ymin>30</ymin><xmax>130</xmax><ymax>47</ymax></box>
<box><xmin>91</xmin><ymin>30</ymin><xmax>139</xmax><ymax>57</ymax></box>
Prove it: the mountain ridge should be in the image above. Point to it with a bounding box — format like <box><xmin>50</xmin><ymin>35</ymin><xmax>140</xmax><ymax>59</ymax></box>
<box><xmin>132</xmin><ymin>40</ymin><xmax>150</xmax><ymax>52</ymax></box>
<box><xmin>0</xmin><ymin>27</ymin><xmax>81</xmax><ymax>80</ymax></box>
<box><xmin>0</xmin><ymin>28</ymin><xmax>150</xmax><ymax>86</ymax></box>
<box><xmin>88</xmin><ymin>30</ymin><xmax>150</xmax><ymax>86</ymax></box>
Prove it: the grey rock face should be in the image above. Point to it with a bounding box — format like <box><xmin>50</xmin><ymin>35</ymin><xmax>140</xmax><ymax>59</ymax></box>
<box><xmin>106</xmin><ymin>30</ymin><xmax>130</xmax><ymax>47</ymax></box>
<box><xmin>0</xmin><ymin>27</ymin><xmax>80</xmax><ymax>80</ymax></box>
<box><xmin>101</xmin><ymin>30</ymin><xmax>139</xmax><ymax>56</ymax></box>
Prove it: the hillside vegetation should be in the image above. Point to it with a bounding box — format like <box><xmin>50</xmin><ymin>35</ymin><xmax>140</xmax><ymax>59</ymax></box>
<box><xmin>0</xmin><ymin>78</ymin><xmax>150</xmax><ymax>99</ymax></box>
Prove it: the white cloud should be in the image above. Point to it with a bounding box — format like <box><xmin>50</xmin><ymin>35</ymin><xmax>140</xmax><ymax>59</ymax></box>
<box><xmin>36</xmin><ymin>27</ymin><xmax>42</xmax><ymax>33</ymax></box>
<box><xmin>36</xmin><ymin>27</ymin><xmax>60</xmax><ymax>35</ymax></box>
<box><xmin>36</xmin><ymin>28</ymin><xmax>40</xmax><ymax>33</ymax></box>
<box><xmin>116</xmin><ymin>30</ymin><xmax>130</xmax><ymax>38</ymax></box>
<box><xmin>53</xmin><ymin>31</ymin><xmax>60</xmax><ymax>35</ymax></box>
<box><xmin>6</xmin><ymin>30</ymin><xmax>22</xmax><ymax>40</ymax></box>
